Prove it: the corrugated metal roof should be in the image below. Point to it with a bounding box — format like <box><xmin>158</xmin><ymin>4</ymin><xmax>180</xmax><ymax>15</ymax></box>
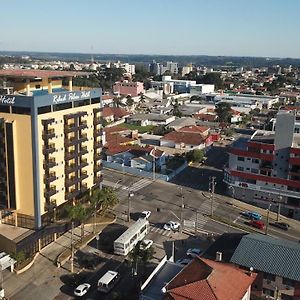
<box><xmin>230</xmin><ymin>233</ymin><xmax>300</xmax><ymax>281</ymax></box>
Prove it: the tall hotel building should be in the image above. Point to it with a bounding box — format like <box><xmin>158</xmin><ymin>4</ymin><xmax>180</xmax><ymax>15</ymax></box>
<box><xmin>0</xmin><ymin>70</ymin><xmax>103</xmax><ymax>229</ymax></box>
<box><xmin>224</xmin><ymin>111</ymin><xmax>300</xmax><ymax>220</ymax></box>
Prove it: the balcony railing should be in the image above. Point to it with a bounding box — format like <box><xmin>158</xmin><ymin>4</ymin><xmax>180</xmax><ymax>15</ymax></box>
<box><xmin>44</xmin><ymin>171</ymin><xmax>57</xmax><ymax>184</ymax></box>
<box><xmin>42</xmin><ymin>143</ymin><xmax>56</xmax><ymax>155</ymax></box>
<box><xmin>78</xmin><ymin>159</ymin><xmax>88</xmax><ymax>169</ymax></box>
<box><xmin>43</xmin><ymin>157</ymin><xmax>56</xmax><ymax>169</ymax></box>
<box><xmin>65</xmin><ymin>163</ymin><xmax>77</xmax><ymax>173</ymax></box>
<box><xmin>78</xmin><ymin>133</ymin><xmax>88</xmax><ymax>143</ymax></box>
<box><xmin>79</xmin><ymin>146</ymin><xmax>88</xmax><ymax>156</ymax></box>
<box><xmin>94</xmin><ymin>163</ymin><xmax>102</xmax><ymax>172</ymax></box>
<box><xmin>44</xmin><ymin>186</ymin><xmax>57</xmax><ymax>198</ymax></box>
<box><xmin>65</xmin><ymin>150</ymin><xmax>76</xmax><ymax>160</ymax></box>
<box><xmin>94</xmin><ymin>140</ymin><xmax>103</xmax><ymax>148</ymax></box>
<box><xmin>42</xmin><ymin>128</ymin><xmax>55</xmax><ymax>140</ymax></box>
<box><xmin>94</xmin><ymin>174</ymin><xmax>103</xmax><ymax>184</ymax></box>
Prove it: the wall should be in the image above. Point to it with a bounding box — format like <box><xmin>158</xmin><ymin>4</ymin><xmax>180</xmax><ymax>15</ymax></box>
<box><xmin>0</xmin><ymin>112</ymin><xmax>34</xmax><ymax>216</ymax></box>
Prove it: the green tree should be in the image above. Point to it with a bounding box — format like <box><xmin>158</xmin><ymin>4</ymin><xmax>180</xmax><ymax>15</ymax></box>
<box><xmin>197</xmin><ymin>73</ymin><xmax>224</xmax><ymax>89</ymax></box>
<box><xmin>126</xmin><ymin>95</ymin><xmax>134</xmax><ymax>107</ymax></box>
<box><xmin>91</xmin><ymin>187</ymin><xmax>118</xmax><ymax>212</ymax></box>
<box><xmin>172</xmin><ymin>99</ymin><xmax>182</xmax><ymax>117</ymax></box>
<box><xmin>67</xmin><ymin>204</ymin><xmax>87</xmax><ymax>241</ymax></box>
<box><xmin>186</xmin><ymin>149</ymin><xmax>204</xmax><ymax>163</ymax></box>
<box><xmin>215</xmin><ymin>102</ymin><xmax>232</xmax><ymax>123</ymax></box>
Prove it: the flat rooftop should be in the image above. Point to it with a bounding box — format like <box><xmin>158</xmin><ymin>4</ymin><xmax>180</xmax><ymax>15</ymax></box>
<box><xmin>0</xmin><ymin>223</ymin><xmax>34</xmax><ymax>243</ymax></box>
<box><xmin>0</xmin><ymin>69</ymin><xmax>89</xmax><ymax>79</ymax></box>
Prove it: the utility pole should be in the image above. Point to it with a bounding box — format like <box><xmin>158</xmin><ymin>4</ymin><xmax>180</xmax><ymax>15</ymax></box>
<box><xmin>180</xmin><ymin>187</ymin><xmax>184</xmax><ymax>233</ymax></box>
<box><xmin>152</xmin><ymin>147</ymin><xmax>156</xmax><ymax>181</ymax></box>
<box><xmin>93</xmin><ymin>198</ymin><xmax>97</xmax><ymax>234</ymax></box>
<box><xmin>265</xmin><ymin>199</ymin><xmax>271</xmax><ymax>235</ymax></box>
<box><xmin>210</xmin><ymin>177</ymin><xmax>216</xmax><ymax>217</ymax></box>
<box><xmin>195</xmin><ymin>210</ymin><xmax>199</xmax><ymax>235</ymax></box>
<box><xmin>127</xmin><ymin>191</ymin><xmax>134</xmax><ymax>222</ymax></box>
<box><xmin>277</xmin><ymin>194</ymin><xmax>282</xmax><ymax>221</ymax></box>
<box><xmin>70</xmin><ymin>221</ymin><xmax>74</xmax><ymax>273</ymax></box>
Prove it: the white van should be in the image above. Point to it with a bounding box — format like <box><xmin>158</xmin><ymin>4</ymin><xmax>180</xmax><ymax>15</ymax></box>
<box><xmin>97</xmin><ymin>270</ymin><xmax>120</xmax><ymax>293</ymax></box>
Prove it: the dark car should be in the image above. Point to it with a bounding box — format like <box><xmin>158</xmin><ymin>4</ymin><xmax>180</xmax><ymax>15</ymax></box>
<box><xmin>271</xmin><ymin>222</ymin><xmax>290</xmax><ymax>231</ymax></box>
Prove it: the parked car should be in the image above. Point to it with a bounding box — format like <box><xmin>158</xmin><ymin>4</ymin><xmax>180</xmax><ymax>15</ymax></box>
<box><xmin>74</xmin><ymin>283</ymin><xmax>91</xmax><ymax>297</ymax></box>
<box><xmin>164</xmin><ymin>221</ymin><xmax>180</xmax><ymax>231</ymax></box>
<box><xmin>140</xmin><ymin>211</ymin><xmax>151</xmax><ymax>219</ymax></box>
<box><xmin>271</xmin><ymin>222</ymin><xmax>290</xmax><ymax>231</ymax></box>
<box><xmin>241</xmin><ymin>211</ymin><xmax>262</xmax><ymax>220</ymax></box>
<box><xmin>186</xmin><ymin>248</ymin><xmax>203</xmax><ymax>258</ymax></box>
<box><xmin>140</xmin><ymin>239</ymin><xmax>153</xmax><ymax>250</ymax></box>
<box><xmin>248</xmin><ymin>220</ymin><xmax>265</xmax><ymax>230</ymax></box>
<box><xmin>176</xmin><ymin>258</ymin><xmax>192</xmax><ymax>266</ymax></box>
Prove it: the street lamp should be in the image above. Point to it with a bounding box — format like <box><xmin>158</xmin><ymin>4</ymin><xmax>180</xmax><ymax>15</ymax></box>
<box><xmin>127</xmin><ymin>191</ymin><xmax>134</xmax><ymax>222</ymax></box>
<box><xmin>178</xmin><ymin>187</ymin><xmax>184</xmax><ymax>233</ymax></box>
<box><xmin>277</xmin><ymin>194</ymin><xmax>282</xmax><ymax>222</ymax></box>
<box><xmin>265</xmin><ymin>195</ymin><xmax>272</xmax><ymax>235</ymax></box>
<box><xmin>209</xmin><ymin>177</ymin><xmax>216</xmax><ymax>217</ymax></box>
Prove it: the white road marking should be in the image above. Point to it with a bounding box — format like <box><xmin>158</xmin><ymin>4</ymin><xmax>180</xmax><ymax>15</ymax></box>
<box><xmin>233</xmin><ymin>215</ymin><xmax>241</xmax><ymax>224</ymax></box>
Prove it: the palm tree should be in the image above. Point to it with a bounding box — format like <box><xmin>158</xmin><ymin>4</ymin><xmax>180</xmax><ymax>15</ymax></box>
<box><xmin>67</xmin><ymin>204</ymin><xmax>87</xmax><ymax>241</ymax></box>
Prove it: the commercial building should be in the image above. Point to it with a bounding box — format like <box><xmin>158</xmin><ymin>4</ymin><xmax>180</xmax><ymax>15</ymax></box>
<box><xmin>113</xmin><ymin>80</ymin><xmax>144</xmax><ymax>97</ymax></box>
<box><xmin>224</xmin><ymin>111</ymin><xmax>300</xmax><ymax>219</ymax></box>
<box><xmin>0</xmin><ymin>69</ymin><xmax>103</xmax><ymax>229</ymax></box>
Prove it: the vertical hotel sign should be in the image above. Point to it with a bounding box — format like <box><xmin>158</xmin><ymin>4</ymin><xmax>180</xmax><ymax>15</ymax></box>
<box><xmin>52</xmin><ymin>91</ymin><xmax>91</xmax><ymax>104</ymax></box>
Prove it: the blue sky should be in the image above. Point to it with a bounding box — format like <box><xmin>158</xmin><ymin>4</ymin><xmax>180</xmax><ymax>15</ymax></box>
<box><xmin>0</xmin><ymin>0</ymin><xmax>299</xmax><ymax>57</ymax></box>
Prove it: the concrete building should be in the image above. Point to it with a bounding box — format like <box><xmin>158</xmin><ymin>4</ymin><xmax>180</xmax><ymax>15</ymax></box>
<box><xmin>181</xmin><ymin>65</ymin><xmax>193</xmax><ymax>77</ymax></box>
<box><xmin>113</xmin><ymin>80</ymin><xmax>144</xmax><ymax>97</ymax></box>
<box><xmin>224</xmin><ymin>111</ymin><xmax>300</xmax><ymax>219</ymax></box>
<box><xmin>126</xmin><ymin>113</ymin><xmax>175</xmax><ymax>126</ymax></box>
<box><xmin>0</xmin><ymin>69</ymin><xmax>103</xmax><ymax>229</ymax></box>
<box><xmin>166</xmin><ymin>61</ymin><xmax>179</xmax><ymax>75</ymax></box>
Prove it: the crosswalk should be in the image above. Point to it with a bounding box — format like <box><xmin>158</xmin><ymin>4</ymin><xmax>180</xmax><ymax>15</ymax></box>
<box><xmin>150</xmin><ymin>224</ymin><xmax>173</xmax><ymax>237</ymax></box>
<box><xmin>121</xmin><ymin>178</ymin><xmax>153</xmax><ymax>193</ymax></box>
<box><xmin>184</xmin><ymin>214</ymin><xmax>209</xmax><ymax>232</ymax></box>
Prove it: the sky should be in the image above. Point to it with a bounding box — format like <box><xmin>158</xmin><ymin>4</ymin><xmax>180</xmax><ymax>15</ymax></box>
<box><xmin>0</xmin><ymin>0</ymin><xmax>299</xmax><ymax>58</ymax></box>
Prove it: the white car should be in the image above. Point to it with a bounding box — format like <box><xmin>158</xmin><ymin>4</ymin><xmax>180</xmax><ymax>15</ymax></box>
<box><xmin>140</xmin><ymin>239</ymin><xmax>153</xmax><ymax>250</ymax></box>
<box><xmin>164</xmin><ymin>221</ymin><xmax>180</xmax><ymax>231</ymax></box>
<box><xmin>74</xmin><ymin>283</ymin><xmax>91</xmax><ymax>297</ymax></box>
<box><xmin>141</xmin><ymin>211</ymin><xmax>151</xmax><ymax>219</ymax></box>
<box><xmin>186</xmin><ymin>248</ymin><xmax>203</xmax><ymax>258</ymax></box>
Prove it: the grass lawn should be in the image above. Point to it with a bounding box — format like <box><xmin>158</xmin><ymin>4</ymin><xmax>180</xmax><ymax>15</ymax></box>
<box><xmin>120</xmin><ymin>123</ymin><xmax>155</xmax><ymax>134</ymax></box>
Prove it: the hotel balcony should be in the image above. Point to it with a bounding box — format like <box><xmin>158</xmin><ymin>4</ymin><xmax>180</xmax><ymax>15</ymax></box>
<box><xmin>78</xmin><ymin>120</ymin><xmax>88</xmax><ymax>131</ymax></box>
<box><xmin>78</xmin><ymin>159</ymin><xmax>88</xmax><ymax>169</ymax></box>
<box><xmin>93</xmin><ymin>128</ymin><xmax>103</xmax><ymax>137</ymax></box>
<box><xmin>79</xmin><ymin>146</ymin><xmax>88</xmax><ymax>156</ymax></box>
<box><xmin>43</xmin><ymin>157</ymin><xmax>56</xmax><ymax>169</ymax></box>
<box><xmin>79</xmin><ymin>171</ymin><xmax>89</xmax><ymax>181</ymax></box>
<box><xmin>65</xmin><ymin>175</ymin><xmax>77</xmax><ymax>188</ymax></box>
<box><xmin>80</xmin><ymin>183</ymin><xmax>88</xmax><ymax>193</ymax></box>
<box><xmin>64</xmin><ymin>123</ymin><xmax>76</xmax><ymax>133</ymax></box>
<box><xmin>43</xmin><ymin>171</ymin><xmax>57</xmax><ymax>184</ymax></box>
<box><xmin>78</xmin><ymin>133</ymin><xmax>88</xmax><ymax>143</ymax></box>
<box><xmin>65</xmin><ymin>149</ymin><xmax>77</xmax><ymax>160</ymax></box>
<box><xmin>42</xmin><ymin>143</ymin><xmax>56</xmax><ymax>155</ymax></box>
<box><xmin>65</xmin><ymin>163</ymin><xmax>77</xmax><ymax>174</ymax></box>
<box><xmin>44</xmin><ymin>186</ymin><xmax>57</xmax><ymax>198</ymax></box>
<box><xmin>94</xmin><ymin>162</ymin><xmax>102</xmax><ymax>172</ymax></box>
<box><xmin>42</xmin><ymin>128</ymin><xmax>55</xmax><ymax>140</ymax></box>
<box><xmin>94</xmin><ymin>174</ymin><xmax>103</xmax><ymax>185</ymax></box>
<box><xmin>94</xmin><ymin>140</ymin><xmax>103</xmax><ymax>149</ymax></box>
<box><xmin>65</xmin><ymin>189</ymin><xmax>79</xmax><ymax>201</ymax></box>
<box><xmin>94</xmin><ymin>151</ymin><xmax>102</xmax><ymax>160</ymax></box>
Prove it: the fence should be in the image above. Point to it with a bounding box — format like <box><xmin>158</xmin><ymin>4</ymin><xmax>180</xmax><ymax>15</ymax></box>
<box><xmin>102</xmin><ymin>161</ymin><xmax>187</xmax><ymax>181</ymax></box>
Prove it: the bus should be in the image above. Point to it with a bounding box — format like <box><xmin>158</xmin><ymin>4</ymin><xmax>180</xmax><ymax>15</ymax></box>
<box><xmin>114</xmin><ymin>218</ymin><xmax>149</xmax><ymax>256</ymax></box>
<box><xmin>97</xmin><ymin>270</ymin><xmax>120</xmax><ymax>293</ymax></box>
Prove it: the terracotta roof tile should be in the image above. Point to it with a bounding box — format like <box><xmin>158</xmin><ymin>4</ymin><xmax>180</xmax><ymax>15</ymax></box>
<box><xmin>164</xmin><ymin>257</ymin><xmax>256</xmax><ymax>300</ymax></box>
<box><xmin>177</xmin><ymin>125</ymin><xmax>210</xmax><ymax>134</ymax></box>
<box><xmin>162</xmin><ymin>131</ymin><xmax>206</xmax><ymax>146</ymax></box>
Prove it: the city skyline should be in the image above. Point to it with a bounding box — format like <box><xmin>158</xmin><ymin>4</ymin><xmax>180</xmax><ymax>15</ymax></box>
<box><xmin>1</xmin><ymin>0</ymin><xmax>300</xmax><ymax>58</ymax></box>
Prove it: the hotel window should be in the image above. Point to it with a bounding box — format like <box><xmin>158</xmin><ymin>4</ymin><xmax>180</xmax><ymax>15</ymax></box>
<box><xmin>237</xmin><ymin>156</ymin><xmax>245</xmax><ymax>161</ymax></box>
<box><xmin>237</xmin><ymin>166</ymin><xmax>244</xmax><ymax>171</ymax></box>
<box><xmin>251</xmin><ymin>168</ymin><xmax>259</xmax><ymax>174</ymax></box>
<box><xmin>252</xmin><ymin>158</ymin><xmax>259</xmax><ymax>163</ymax></box>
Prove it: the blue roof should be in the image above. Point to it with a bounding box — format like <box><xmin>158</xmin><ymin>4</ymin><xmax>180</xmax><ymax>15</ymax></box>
<box><xmin>230</xmin><ymin>233</ymin><xmax>300</xmax><ymax>281</ymax></box>
<box><xmin>231</xmin><ymin>137</ymin><xmax>249</xmax><ymax>150</ymax></box>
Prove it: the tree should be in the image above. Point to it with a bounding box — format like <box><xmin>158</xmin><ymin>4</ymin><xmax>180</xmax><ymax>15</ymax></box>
<box><xmin>67</xmin><ymin>204</ymin><xmax>87</xmax><ymax>241</ymax></box>
<box><xmin>215</xmin><ymin>102</ymin><xmax>232</xmax><ymax>123</ymax></box>
<box><xmin>197</xmin><ymin>73</ymin><xmax>224</xmax><ymax>89</ymax></box>
<box><xmin>126</xmin><ymin>95</ymin><xmax>134</xmax><ymax>107</ymax></box>
<box><xmin>172</xmin><ymin>99</ymin><xmax>182</xmax><ymax>117</ymax></box>
<box><xmin>91</xmin><ymin>187</ymin><xmax>118</xmax><ymax>212</ymax></box>
<box><xmin>186</xmin><ymin>149</ymin><xmax>204</xmax><ymax>163</ymax></box>
<box><xmin>152</xmin><ymin>125</ymin><xmax>173</xmax><ymax>136</ymax></box>
<box><xmin>128</xmin><ymin>241</ymin><xmax>154</xmax><ymax>276</ymax></box>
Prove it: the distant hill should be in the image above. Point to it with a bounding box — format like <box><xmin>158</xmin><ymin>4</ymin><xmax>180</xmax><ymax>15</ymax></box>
<box><xmin>1</xmin><ymin>51</ymin><xmax>300</xmax><ymax>67</ymax></box>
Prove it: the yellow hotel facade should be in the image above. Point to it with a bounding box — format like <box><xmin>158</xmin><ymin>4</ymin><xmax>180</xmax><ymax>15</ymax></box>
<box><xmin>0</xmin><ymin>70</ymin><xmax>103</xmax><ymax>229</ymax></box>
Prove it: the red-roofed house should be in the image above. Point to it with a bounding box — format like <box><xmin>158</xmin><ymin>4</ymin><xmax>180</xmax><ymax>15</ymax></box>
<box><xmin>194</xmin><ymin>113</ymin><xmax>218</xmax><ymax>122</ymax></box>
<box><xmin>177</xmin><ymin>125</ymin><xmax>210</xmax><ymax>137</ymax></box>
<box><xmin>161</xmin><ymin>131</ymin><xmax>213</xmax><ymax>151</ymax></box>
<box><xmin>102</xmin><ymin>107</ymin><xmax>130</xmax><ymax>123</ymax></box>
<box><xmin>163</xmin><ymin>257</ymin><xmax>256</xmax><ymax>300</ymax></box>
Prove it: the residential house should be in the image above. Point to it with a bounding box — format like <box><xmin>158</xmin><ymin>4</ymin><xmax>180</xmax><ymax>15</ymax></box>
<box><xmin>140</xmin><ymin>256</ymin><xmax>256</xmax><ymax>300</ymax></box>
<box><xmin>113</xmin><ymin>80</ymin><xmax>144</xmax><ymax>97</ymax></box>
<box><xmin>160</xmin><ymin>131</ymin><xmax>213</xmax><ymax>152</ymax></box>
<box><xmin>203</xmin><ymin>233</ymin><xmax>300</xmax><ymax>300</ymax></box>
<box><xmin>127</xmin><ymin>113</ymin><xmax>175</xmax><ymax>126</ymax></box>
<box><xmin>102</xmin><ymin>107</ymin><xmax>130</xmax><ymax>123</ymax></box>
